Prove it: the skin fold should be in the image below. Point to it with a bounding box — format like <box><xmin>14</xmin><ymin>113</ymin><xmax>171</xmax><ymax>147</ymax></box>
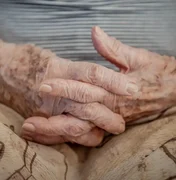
<box><xmin>0</xmin><ymin>26</ymin><xmax>176</xmax><ymax>146</ymax></box>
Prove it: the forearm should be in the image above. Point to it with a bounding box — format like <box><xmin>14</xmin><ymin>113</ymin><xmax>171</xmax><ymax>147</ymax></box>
<box><xmin>0</xmin><ymin>40</ymin><xmax>53</xmax><ymax>117</ymax></box>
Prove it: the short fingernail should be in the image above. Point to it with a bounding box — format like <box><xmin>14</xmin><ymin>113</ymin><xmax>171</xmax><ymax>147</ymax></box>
<box><xmin>126</xmin><ymin>83</ymin><xmax>138</xmax><ymax>95</ymax></box>
<box><xmin>39</xmin><ymin>84</ymin><xmax>52</xmax><ymax>93</ymax></box>
<box><xmin>22</xmin><ymin>123</ymin><xmax>36</xmax><ymax>133</ymax></box>
<box><xmin>114</xmin><ymin>123</ymin><xmax>125</xmax><ymax>135</ymax></box>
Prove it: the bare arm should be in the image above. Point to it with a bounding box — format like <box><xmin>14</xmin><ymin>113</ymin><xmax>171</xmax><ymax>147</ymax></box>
<box><xmin>0</xmin><ymin>40</ymin><xmax>51</xmax><ymax>117</ymax></box>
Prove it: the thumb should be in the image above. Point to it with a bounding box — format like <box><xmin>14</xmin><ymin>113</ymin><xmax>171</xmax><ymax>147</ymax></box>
<box><xmin>91</xmin><ymin>26</ymin><xmax>155</xmax><ymax>73</ymax></box>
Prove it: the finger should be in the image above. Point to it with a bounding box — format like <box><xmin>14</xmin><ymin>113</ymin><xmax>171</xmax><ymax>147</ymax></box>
<box><xmin>64</xmin><ymin>99</ymin><xmax>126</xmax><ymax>134</ymax></box>
<box><xmin>91</xmin><ymin>26</ymin><xmax>162</xmax><ymax>72</ymax></box>
<box><xmin>47</xmin><ymin>57</ymin><xmax>138</xmax><ymax>95</ymax></box>
<box><xmin>68</xmin><ymin>127</ymin><xmax>104</xmax><ymax>146</ymax></box>
<box><xmin>21</xmin><ymin>115</ymin><xmax>94</xmax><ymax>137</ymax></box>
<box><xmin>21</xmin><ymin>132</ymin><xmax>68</xmax><ymax>145</ymax></box>
<box><xmin>67</xmin><ymin>61</ymin><xmax>138</xmax><ymax>95</ymax></box>
<box><xmin>22</xmin><ymin>127</ymin><xmax>104</xmax><ymax>147</ymax></box>
<box><xmin>39</xmin><ymin>78</ymin><xmax>121</xmax><ymax>103</ymax></box>
<box><xmin>39</xmin><ymin>78</ymin><xmax>138</xmax><ymax>105</ymax></box>
<box><xmin>22</xmin><ymin>133</ymin><xmax>67</xmax><ymax>144</ymax></box>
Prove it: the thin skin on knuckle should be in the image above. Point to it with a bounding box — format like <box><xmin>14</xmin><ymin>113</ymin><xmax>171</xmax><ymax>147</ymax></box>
<box><xmin>106</xmin><ymin>72</ymin><xmax>115</xmax><ymax>90</ymax></box>
<box><xmin>116</xmin><ymin>74</ymin><xmax>126</xmax><ymax>93</ymax></box>
<box><xmin>83</xmin><ymin>103</ymin><xmax>98</xmax><ymax>120</ymax></box>
<box><xmin>84</xmin><ymin>103</ymin><xmax>117</xmax><ymax>130</ymax></box>
<box><xmin>67</xmin><ymin>61</ymin><xmax>81</xmax><ymax>80</ymax></box>
<box><xmin>88</xmin><ymin>64</ymin><xmax>101</xmax><ymax>85</ymax></box>
<box><xmin>78</xmin><ymin>86</ymin><xmax>93</xmax><ymax>103</ymax></box>
<box><xmin>64</xmin><ymin>81</ymin><xmax>71</xmax><ymax>99</ymax></box>
<box><xmin>54</xmin><ymin>80</ymin><xmax>73</xmax><ymax>99</ymax></box>
<box><xmin>101</xmin><ymin>91</ymin><xmax>117</xmax><ymax>111</ymax></box>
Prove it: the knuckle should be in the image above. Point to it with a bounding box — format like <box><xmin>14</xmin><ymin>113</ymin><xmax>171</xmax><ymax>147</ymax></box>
<box><xmin>52</xmin><ymin>97</ymin><xmax>64</xmax><ymax>115</ymax></box>
<box><xmin>83</xmin><ymin>103</ymin><xmax>99</xmax><ymax>120</ymax></box>
<box><xmin>66</xmin><ymin>61</ymin><xmax>76</xmax><ymax>79</ymax></box>
<box><xmin>59</xmin><ymin>80</ymin><xmax>71</xmax><ymax>98</ymax></box>
<box><xmin>104</xmin><ymin>72</ymin><xmax>123</xmax><ymax>92</ymax></box>
<box><xmin>88</xmin><ymin>64</ymin><xmax>102</xmax><ymax>84</ymax></box>
<box><xmin>77</xmin><ymin>86</ymin><xmax>93</xmax><ymax>103</ymax></box>
<box><xmin>116</xmin><ymin>73</ymin><xmax>125</xmax><ymax>90</ymax></box>
<box><xmin>106</xmin><ymin>73</ymin><xmax>115</xmax><ymax>90</ymax></box>
<box><xmin>65</xmin><ymin>124</ymin><xmax>84</xmax><ymax>137</ymax></box>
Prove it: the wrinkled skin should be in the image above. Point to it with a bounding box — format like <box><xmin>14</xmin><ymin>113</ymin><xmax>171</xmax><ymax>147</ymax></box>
<box><xmin>0</xmin><ymin>39</ymin><xmax>136</xmax><ymax>146</ymax></box>
<box><xmin>21</xmin><ymin>26</ymin><xmax>176</xmax><ymax>146</ymax></box>
<box><xmin>1</xmin><ymin>26</ymin><xmax>176</xmax><ymax>146</ymax></box>
<box><xmin>92</xmin><ymin>27</ymin><xmax>176</xmax><ymax>122</ymax></box>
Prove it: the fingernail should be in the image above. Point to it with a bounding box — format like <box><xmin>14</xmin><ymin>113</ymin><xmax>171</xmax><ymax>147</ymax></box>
<box><xmin>114</xmin><ymin>122</ymin><xmax>125</xmax><ymax>135</ymax></box>
<box><xmin>39</xmin><ymin>84</ymin><xmax>52</xmax><ymax>93</ymax></box>
<box><xmin>22</xmin><ymin>123</ymin><xmax>36</xmax><ymax>133</ymax></box>
<box><xmin>126</xmin><ymin>83</ymin><xmax>138</xmax><ymax>95</ymax></box>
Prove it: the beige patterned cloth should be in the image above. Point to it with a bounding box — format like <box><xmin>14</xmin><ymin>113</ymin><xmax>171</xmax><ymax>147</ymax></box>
<box><xmin>0</xmin><ymin>103</ymin><xmax>176</xmax><ymax>180</ymax></box>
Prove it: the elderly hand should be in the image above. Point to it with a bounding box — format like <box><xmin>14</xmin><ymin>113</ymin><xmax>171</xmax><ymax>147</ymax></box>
<box><xmin>0</xmin><ymin>40</ymin><xmax>135</xmax><ymax>146</ymax></box>
<box><xmin>92</xmin><ymin>26</ymin><xmax>176</xmax><ymax>122</ymax></box>
<box><xmin>22</xmin><ymin>27</ymin><xmax>176</xmax><ymax>146</ymax></box>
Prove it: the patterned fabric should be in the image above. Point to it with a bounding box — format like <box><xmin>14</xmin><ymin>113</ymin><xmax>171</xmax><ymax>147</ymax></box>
<box><xmin>0</xmin><ymin>103</ymin><xmax>176</xmax><ymax>180</ymax></box>
<box><xmin>0</xmin><ymin>0</ymin><xmax>176</xmax><ymax>70</ymax></box>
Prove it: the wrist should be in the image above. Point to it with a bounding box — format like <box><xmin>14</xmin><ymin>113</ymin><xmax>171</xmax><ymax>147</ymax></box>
<box><xmin>0</xmin><ymin>41</ymin><xmax>55</xmax><ymax>117</ymax></box>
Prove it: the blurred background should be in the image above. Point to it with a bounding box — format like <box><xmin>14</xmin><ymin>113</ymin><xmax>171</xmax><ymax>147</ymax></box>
<box><xmin>0</xmin><ymin>0</ymin><xmax>176</xmax><ymax>70</ymax></box>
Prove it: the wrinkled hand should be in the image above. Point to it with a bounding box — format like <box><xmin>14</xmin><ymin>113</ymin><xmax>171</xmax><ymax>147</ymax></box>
<box><xmin>0</xmin><ymin>40</ymin><xmax>136</xmax><ymax>146</ymax></box>
<box><xmin>92</xmin><ymin>26</ymin><xmax>176</xmax><ymax>122</ymax></box>
<box><xmin>22</xmin><ymin>26</ymin><xmax>176</xmax><ymax>146</ymax></box>
<box><xmin>18</xmin><ymin>39</ymin><xmax>138</xmax><ymax>146</ymax></box>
